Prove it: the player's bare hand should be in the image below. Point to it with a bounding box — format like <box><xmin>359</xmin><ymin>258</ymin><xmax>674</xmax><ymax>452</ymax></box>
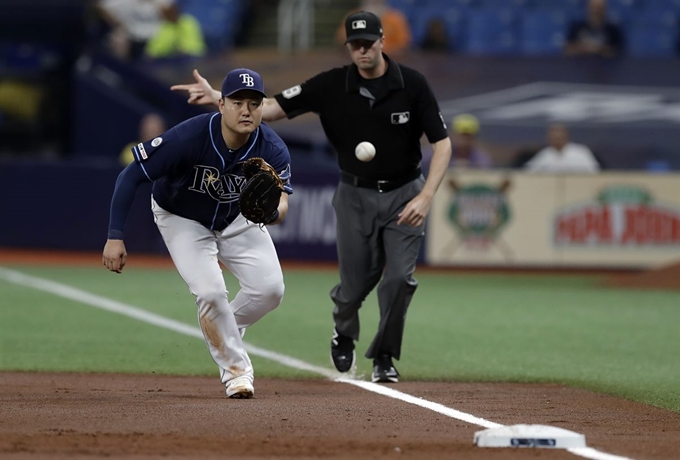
<box><xmin>102</xmin><ymin>239</ymin><xmax>127</xmax><ymax>274</ymax></box>
<box><xmin>397</xmin><ymin>193</ymin><xmax>432</xmax><ymax>227</ymax></box>
<box><xmin>170</xmin><ymin>69</ymin><xmax>217</xmax><ymax>105</ymax></box>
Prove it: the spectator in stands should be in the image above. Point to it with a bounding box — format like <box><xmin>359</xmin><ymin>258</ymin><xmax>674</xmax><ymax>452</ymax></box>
<box><xmin>421</xmin><ymin>18</ymin><xmax>450</xmax><ymax>52</ymax></box>
<box><xmin>449</xmin><ymin>114</ymin><xmax>492</xmax><ymax>169</ymax></box>
<box><xmin>145</xmin><ymin>3</ymin><xmax>207</xmax><ymax>59</ymax></box>
<box><xmin>335</xmin><ymin>0</ymin><xmax>412</xmax><ymax>54</ymax></box>
<box><xmin>524</xmin><ymin>123</ymin><xmax>600</xmax><ymax>173</ymax></box>
<box><xmin>119</xmin><ymin>113</ymin><xmax>167</xmax><ymax>166</ymax></box>
<box><xmin>564</xmin><ymin>0</ymin><xmax>625</xmax><ymax>58</ymax></box>
<box><xmin>96</xmin><ymin>0</ymin><xmax>170</xmax><ymax>60</ymax></box>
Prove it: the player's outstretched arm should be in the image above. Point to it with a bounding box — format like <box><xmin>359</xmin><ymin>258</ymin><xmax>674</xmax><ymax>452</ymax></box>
<box><xmin>103</xmin><ymin>239</ymin><xmax>127</xmax><ymax>274</ymax></box>
<box><xmin>170</xmin><ymin>68</ymin><xmax>221</xmax><ymax>106</ymax></box>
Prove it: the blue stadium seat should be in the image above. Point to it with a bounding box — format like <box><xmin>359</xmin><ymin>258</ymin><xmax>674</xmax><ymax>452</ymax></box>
<box><xmin>527</xmin><ymin>0</ymin><xmax>584</xmax><ymax>9</ymax></box>
<box><xmin>526</xmin><ymin>0</ymin><xmax>584</xmax><ymax>21</ymax></box>
<box><xmin>520</xmin><ymin>9</ymin><xmax>569</xmax><ymax>55</ymax></box>
<box><xmin>606</xmin><ymin>0</ymin><xmax>639</xmax><ymax>27</ymax></box>
<box><xmin>464</xmin><ymin>8</ymin><xmax>519</xmax><ymax>55</ymax></box>
<box><xmin>178</xmin><ymin>0</ymin><xmax>245</xmax><ymax>51</ymax></box>
<box><xmin>387</xmin><ymin>0</ymin><xmax>418</xmax><ymax>10</ymax></box>
<box><xmin>422</xmin><ymin>0</ymin><xmax>476</xmax><ymax>6</ymax></box>
<box><xmin>634</xmin><ymin>7</ymin><xmax>678</xmax><ymax>28</ymax></box>
<box><xmin>627</xmin><ymin>7</ymin><xmax>678</xmax><ymax>57</ymax></box>
<box><xmin>478</xmin><ymin>0</ymin><xmax>529</xmax><ymax>8</ymax></box>
<box><xmin>627</xmin><ymin>26</ymin><xmax>678</xmax><ymax>57</ymax></box>
<box><xmin>647</xmin><ymin>0</ymin><xmax>680</xmax><ymax>12</ymax></box>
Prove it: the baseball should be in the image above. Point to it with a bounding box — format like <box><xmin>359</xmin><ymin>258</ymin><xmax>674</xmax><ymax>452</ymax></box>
<box><xmin>355</xmin><ymin>141</ymin><xmax>376</xmax><ymax>162</ymax></box>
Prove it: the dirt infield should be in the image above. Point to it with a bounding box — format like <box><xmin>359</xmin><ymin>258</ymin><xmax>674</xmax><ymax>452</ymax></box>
<box><xmin>2</xmin><ymin>249</ymin><xmax>680</xmax><ymax>459</ymax></box>
<box><xmin>2</xmin><ymin>372</ymin><xmax>680</xmax><ymax>460</ymax></box>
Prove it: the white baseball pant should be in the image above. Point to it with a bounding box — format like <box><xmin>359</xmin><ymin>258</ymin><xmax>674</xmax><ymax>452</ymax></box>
<box><xmin>152</xmin><ymin>198</ymin><xmax>284</xmax><ymax>387</ymax></box>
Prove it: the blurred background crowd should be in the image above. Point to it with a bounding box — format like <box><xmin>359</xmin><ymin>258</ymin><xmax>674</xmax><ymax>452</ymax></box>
<box><xmin>1</xmin><ymin>0</ymin><xmax>680</xmax><ymax>171</ymax></box>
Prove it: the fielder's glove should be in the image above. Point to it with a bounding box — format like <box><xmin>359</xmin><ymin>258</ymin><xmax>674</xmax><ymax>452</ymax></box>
<box><xmin>239</xmin><ymin>157</ymin><xmax>284</xmax><ymax>224</ymax></box>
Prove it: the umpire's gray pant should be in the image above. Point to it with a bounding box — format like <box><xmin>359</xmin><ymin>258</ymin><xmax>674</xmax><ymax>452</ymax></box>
<box><xmin>330</xmin><ymin>176</ymin><xmax>426</xmax><ymax>361</ymax></box>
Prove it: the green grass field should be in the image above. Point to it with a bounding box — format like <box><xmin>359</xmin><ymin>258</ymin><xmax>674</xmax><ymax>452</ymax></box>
<box><xmin>1</xmin><ymin>264</ymin><xmax>678</xmax><ymax>412</ymax></box>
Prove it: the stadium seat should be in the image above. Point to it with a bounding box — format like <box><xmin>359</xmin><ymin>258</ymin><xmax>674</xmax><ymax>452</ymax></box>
<box><xmin>525</xmin><ymin>0</ymin><xmax>583</xmax><ymax>23</ymax></box>
<box><xmin>647</xmin><ymin>0</ymin><xmax>680</xmax><ymax>12</ymax></box>
<box><xmin>605</xmin><ymin>0</ymin><xmax>639</xmax><ymax>27</ymax></box>
<box><xmin>627</xmin><ymin>7</ymin><xmax>678</xmax><ymax>57</ymax></box>
<box><xmin>478</xmin><ymin>0</ymin><xmax>529</xmax><ymax>8</ymax></box>
<box><xmin>464</xmin><ymin>8</ymin><xmax>519</xmax><ymax>55</ymax></box>
<box><xmin>387</xmin><ymin>0</ymin><xmax>418</xmax><ymax>10</ymax></box>
<box><xmin>528</xmin><ymin>0</ymin><xmax>584</xmax><ymax>11</ymax></box>
<box><xmin>178</xmin><ymin>0</ymin><xmax>245</xmax><ymax>51</ymax></box>
<box><xmin>520</xmin><ymin>9</ymin><xmax>569</xmax><ymax>55</ymax></box>
<box><xmin>627</xmin><ymin>26</ymin><xmax>678</xmax><ymax>57</ymax></box>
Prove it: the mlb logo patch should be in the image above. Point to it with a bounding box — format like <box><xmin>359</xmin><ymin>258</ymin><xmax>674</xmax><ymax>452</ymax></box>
<box><xmin>391</xmin><ymin>112</ymin><xmax>410</xmax><ymax>124</ymax></box>
<box><xmin>352</xmin><ymin>20</ymin><xmax>367</xmax><ymax>29</ymax></box>
<box><xmin>137</xmin><ymin>142</ymin><xmax>148</xmax><ymax>160</ymax></box>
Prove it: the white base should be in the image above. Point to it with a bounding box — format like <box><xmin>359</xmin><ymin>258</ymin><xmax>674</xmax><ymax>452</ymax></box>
<box><xmin>474</xmin><ymin>424</ymin><xmax>586</xmax><ymax>448</ymax></box>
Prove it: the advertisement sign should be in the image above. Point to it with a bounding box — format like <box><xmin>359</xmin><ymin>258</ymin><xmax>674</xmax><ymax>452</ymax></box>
<box><xmin>427</xmin><ymin>171</ymin><xmax>680</xmax><ymax>268</ymax></box>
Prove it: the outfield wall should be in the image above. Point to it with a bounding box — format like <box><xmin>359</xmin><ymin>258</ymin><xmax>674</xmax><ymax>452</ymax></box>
<box><xmin>426</xmin><ymin>171</ymin><xmax>680</xmax><ymax>269</ymax></box>
<box><xmin>2</xmin><ymin>159</ymin><xmax>678</xmax><ymax>268</ymax></box>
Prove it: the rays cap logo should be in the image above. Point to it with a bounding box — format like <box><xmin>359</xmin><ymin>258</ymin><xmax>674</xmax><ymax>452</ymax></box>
<box><xmin>344</xmin><ymin>11</ymin><xmax>383</xmax><ymax>44</ymax></box>
<box><xmin>221</xmin><ymin>68</ymin><xmax>266</xmax><ymax>98</ymax></box>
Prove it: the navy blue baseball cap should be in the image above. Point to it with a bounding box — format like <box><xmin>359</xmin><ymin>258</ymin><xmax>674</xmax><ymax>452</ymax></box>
<box><xmin>344</xmin><ymin>11</ymin><xmax>383</xmax><ymax>44</ymax></box>
<box><xmin>221</xmin><ymin>68</ymin><xmax>266</xmax><ymax>98</ymax></box>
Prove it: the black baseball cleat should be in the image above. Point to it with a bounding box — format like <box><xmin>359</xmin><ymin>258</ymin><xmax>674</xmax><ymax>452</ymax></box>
<box><xmin>371</xmin><ymin>355</ymin><xmax>400</xmax><ymax>383</ymax></box>
<box><xmin>330</xmin><ymin>329</ymin><xmax>355</xmax><ymax>373</ymax></box>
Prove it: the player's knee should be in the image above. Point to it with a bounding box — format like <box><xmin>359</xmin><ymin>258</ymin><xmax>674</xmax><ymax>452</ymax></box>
<box><xmin>259</xmin><ymin>281</ymin><xmax>285</xmax><ymax>312</ymax></box>
<box><xmin>195</xmin><ymin>287</ymin><xmax>228</xmax><ymax>310</ymax></box>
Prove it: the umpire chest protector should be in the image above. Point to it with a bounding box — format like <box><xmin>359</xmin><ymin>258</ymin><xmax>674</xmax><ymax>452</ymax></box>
<box><xmin>276</xmin><ymin>54</ymin><xmax>447</xmax><ymax>182</ymax></box>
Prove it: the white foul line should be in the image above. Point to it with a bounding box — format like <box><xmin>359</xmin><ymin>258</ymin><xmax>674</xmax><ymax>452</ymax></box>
<box><xmin>0</xmin><ymin>267</ymin><xmax>632</xmax><ymax>460</ymax></box>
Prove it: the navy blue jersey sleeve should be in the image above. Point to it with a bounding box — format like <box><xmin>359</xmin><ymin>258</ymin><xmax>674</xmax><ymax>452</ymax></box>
<box><xmin>130</xmin><ymin>124</ymin><xmax>197</xmax><ymax>181</ymax></box>
<box><xmin>273</xmin><ymin>70</ymin><xmax>334</xmax><ymax>119</ymax></box>
<box><xmin>107</xmin><ymin>162</ymin><xmax>151</xmax><ymax>239</ymax></box>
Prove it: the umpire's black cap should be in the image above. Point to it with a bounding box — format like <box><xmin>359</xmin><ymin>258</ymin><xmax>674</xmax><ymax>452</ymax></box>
<box><xmin>344</xmin><ymin>11</ymin><xmax>383</xmax><ymax>44</ymax></box>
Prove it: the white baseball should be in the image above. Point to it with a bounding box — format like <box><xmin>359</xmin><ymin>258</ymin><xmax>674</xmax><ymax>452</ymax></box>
<box><xmin>355</xmin><ymin>141</ymin><xmax>376</xmax><ymax>162</ymax></box>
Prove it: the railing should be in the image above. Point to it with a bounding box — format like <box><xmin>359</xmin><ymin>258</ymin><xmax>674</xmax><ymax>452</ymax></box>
<box><xmin>277</xmin><ymin>0</ymin><xmax>315</xmax><ymax>53</ymax></box>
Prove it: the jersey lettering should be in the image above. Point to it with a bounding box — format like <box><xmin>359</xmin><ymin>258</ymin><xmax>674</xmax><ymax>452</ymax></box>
<box><xmin>188</xmin><ymin>165</ymin><xmax>247</xmax><ymax>203</ymax></box>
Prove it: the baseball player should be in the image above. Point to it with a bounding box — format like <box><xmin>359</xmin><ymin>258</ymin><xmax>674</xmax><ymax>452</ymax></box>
<box><xmin>102</xmin><ymin>68</ymin><xmax>293</xmax><ymax>399</ymax></box>
<box><xmin>171</xmin><ymin>11</ymin><xmax>452</xmax><ymax>384</ymax></box>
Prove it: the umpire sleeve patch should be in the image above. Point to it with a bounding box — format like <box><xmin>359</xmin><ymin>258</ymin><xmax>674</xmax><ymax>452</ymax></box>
<box><xmin>282</xmin><ymin>85</ymin><xmax>302</xmax><ymax>99</ymax></box>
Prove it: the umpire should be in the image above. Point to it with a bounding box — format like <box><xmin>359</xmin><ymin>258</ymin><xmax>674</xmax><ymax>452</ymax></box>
<box><xmin>172</xmin><ymin>11</ymin><xmax>452</xmax><ymax>383</ymax></box>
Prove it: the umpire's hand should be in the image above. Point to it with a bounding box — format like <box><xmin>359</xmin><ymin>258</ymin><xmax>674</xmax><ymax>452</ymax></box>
<box><xmin>170</xmin><ymin>69</ymin><xmax>219</xmax><ymax>106</ymax></box>
<box><xmin>103</xmin><ymin>239</ymin><xmax>127</xmax><ymax>274</ymax></box>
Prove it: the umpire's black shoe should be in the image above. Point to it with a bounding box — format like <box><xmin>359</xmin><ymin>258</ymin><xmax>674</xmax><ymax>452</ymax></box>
<box><xmin>330</xmin><ymin>329</ymin><xmax>355</xmax><ymax>373</ymax></box>
<box><xmin>372</xmin><ymin>355</ymin><xmax>400</xmax><ymax>383</ymax></box>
